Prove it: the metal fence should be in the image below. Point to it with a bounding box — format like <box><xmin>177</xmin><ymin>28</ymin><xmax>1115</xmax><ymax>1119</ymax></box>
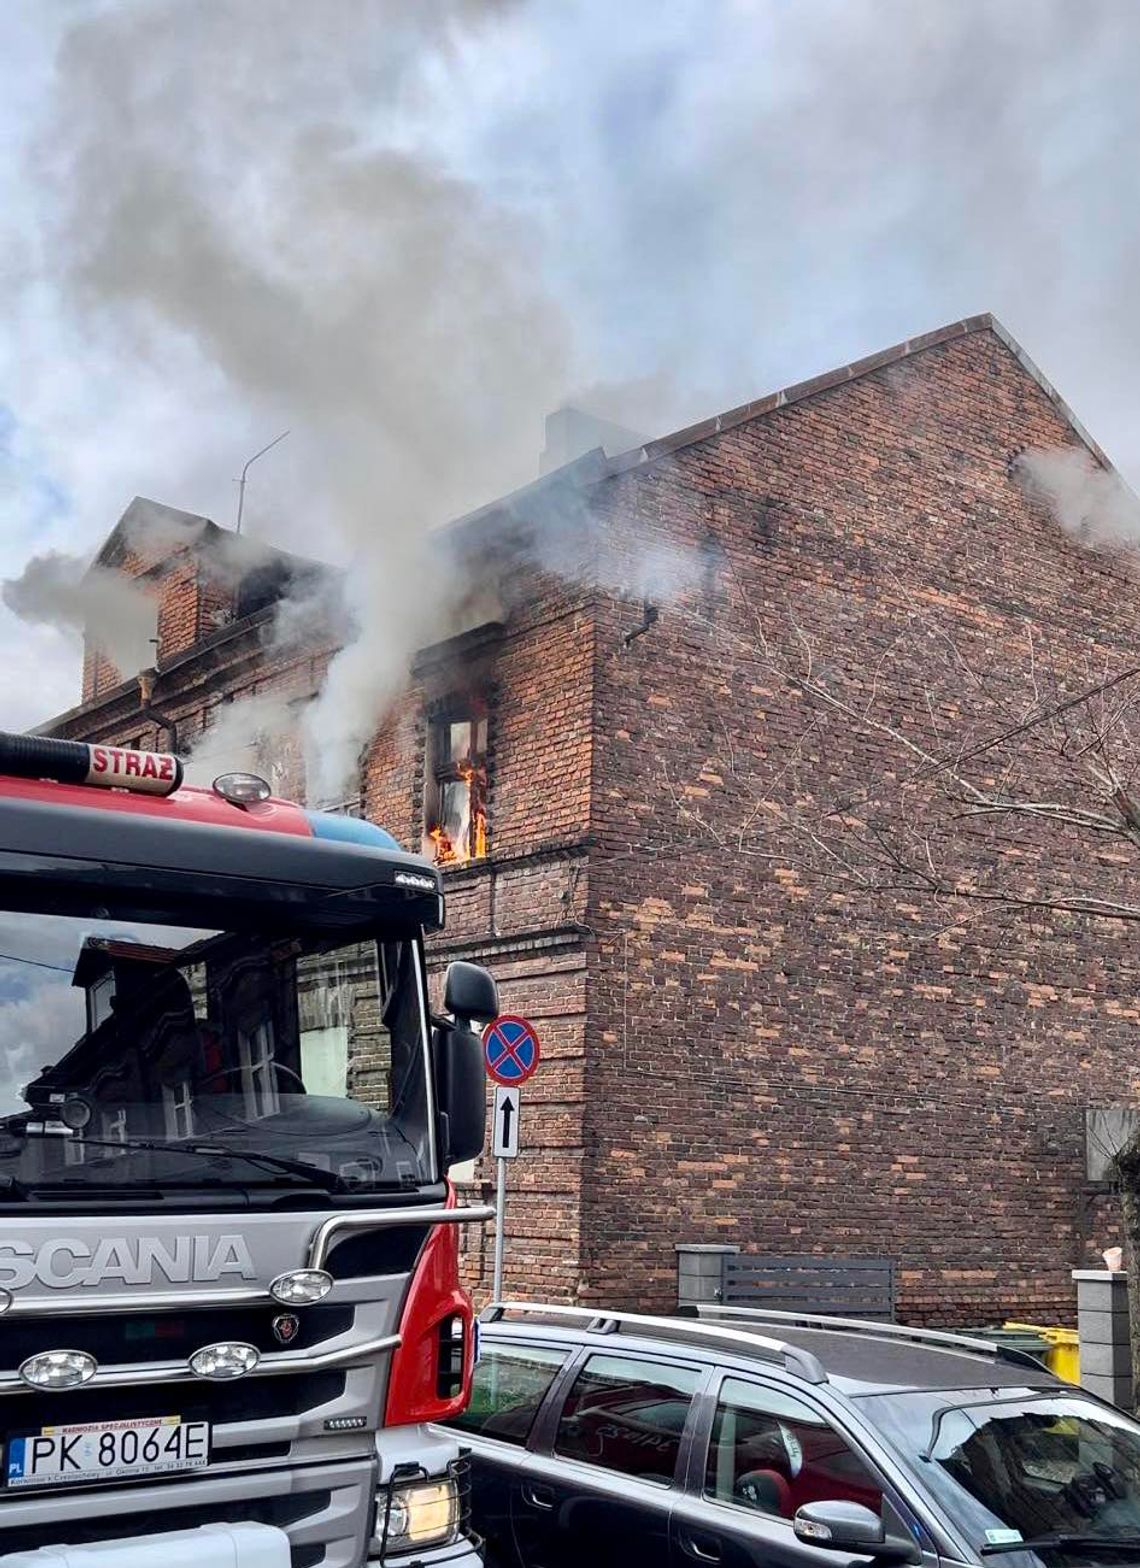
<box><xmin>719</xmin><ymin>1254</ymin><xmax>896</xmax><ymax>1320</ymax></box>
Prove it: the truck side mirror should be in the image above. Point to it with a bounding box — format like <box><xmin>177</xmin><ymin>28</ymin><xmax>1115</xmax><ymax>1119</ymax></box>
<box><xmin>443</xmin><ymin>961</ymin><xmax>498</xmax><ymax>1027</ymax></box>
<box><xmin>433</xmin><ymin>1019</ymin><xmax>487</xmax><ymax>1168</ymax></box>
<box><xmin>434</xmin><ymin>964</ymin><xmax>497</xmax><ymax>1169</ymax></box>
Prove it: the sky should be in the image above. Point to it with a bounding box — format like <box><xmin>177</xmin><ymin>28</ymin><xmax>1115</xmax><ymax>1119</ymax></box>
<box><xmin>3</xmin><ymin>0</ymin><xmax>1140</xmax><ymax>730</ymax></box>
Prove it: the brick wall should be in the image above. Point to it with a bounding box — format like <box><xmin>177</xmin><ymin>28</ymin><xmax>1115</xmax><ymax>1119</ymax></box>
<box><xmin>408</xmin><ymin>567</ymin><xmax>597</xmax><ymax>1304</ymax></box>
<box><xmin>582</xmin><ymin>325</ymin><xmax>1135</xmax><ymax>1323</ymax></box>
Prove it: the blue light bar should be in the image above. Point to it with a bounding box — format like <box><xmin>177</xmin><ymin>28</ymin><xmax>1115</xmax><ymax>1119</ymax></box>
<box><xmin>304</xmin><ymin>811</ymin><xmax>402</xmax><ymax>851</ymax></box>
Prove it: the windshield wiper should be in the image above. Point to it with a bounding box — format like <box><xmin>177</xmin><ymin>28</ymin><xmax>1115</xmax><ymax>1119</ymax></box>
<box><xmin>982</xmin><ymin>1536</ymin><xmax>1140</xmax><ymax>1558</ymax></box>
<box><xmin>16</xmin><ymin>1131</ymin><xmax>355</xmax><ymax>1195</ymax></box>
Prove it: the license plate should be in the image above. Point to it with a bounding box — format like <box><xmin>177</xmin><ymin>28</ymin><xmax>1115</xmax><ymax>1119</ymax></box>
<box><xmin>5</xmin><ymin>1415</ymin><xmax>209</xmax><ymax>1488</ymax></box>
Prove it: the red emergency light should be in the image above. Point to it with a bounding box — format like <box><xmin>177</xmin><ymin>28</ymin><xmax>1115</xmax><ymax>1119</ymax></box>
<box><xmin>0</xmin><ymin>731</ymin><xmax>183</xmax><ymax>798</ymax></box>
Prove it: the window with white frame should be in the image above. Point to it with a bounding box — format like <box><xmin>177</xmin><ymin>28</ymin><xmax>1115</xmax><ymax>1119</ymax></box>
<box><xmin>239</xmin><ymin>1022</ymin><xmax>280</xmax><ymax>1119</ymax></box>
<box><xmin>423</xmin><ymin>703</ymin><xmax>489</xmax><ymax>866</ymax></box>
<box><xmin>162</xmin><ymin>1080</ymin><xmax>194</xmax><ymax>1140</ymax></box>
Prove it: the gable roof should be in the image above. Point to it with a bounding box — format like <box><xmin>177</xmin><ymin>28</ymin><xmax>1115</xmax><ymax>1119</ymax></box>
<box><xmin>444</xmin><ymin>313</ymin><xmax>1118</xmax><ymax>551</ymax></box>
<box><xmin>95</xmin><ymin>497</ymin><xmax>218</xmax><ymax>571</ymax></box>
<box><xmin>610</xmin><ymin>312</ymin><xmax>1113</xmax><ymax>474</ymax></box>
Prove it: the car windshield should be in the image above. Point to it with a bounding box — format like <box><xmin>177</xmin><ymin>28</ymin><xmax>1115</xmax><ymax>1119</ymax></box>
<box><xmin>863</xmin><ymin>1388</ymin><xmax>1140</xmax><ymax>1561</ymax></box>
<box><xmin>0</xmin><ymin>905</ymin><xmax>434</xmax><ymax>1201</ymax></box>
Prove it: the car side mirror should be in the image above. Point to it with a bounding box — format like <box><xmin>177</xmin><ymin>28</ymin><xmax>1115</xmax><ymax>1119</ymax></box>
<box><xmin>794</xmin><ymin>1502</ymin><xmax>918</xmax><ymax>1564</ymax></box>
<box><xmin>443</xmin><ymin>961</ymin><xmax>499</xmax><ymax>1027</ymax></box>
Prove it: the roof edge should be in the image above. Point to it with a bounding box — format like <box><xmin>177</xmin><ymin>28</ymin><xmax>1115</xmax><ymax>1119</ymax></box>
<box><xmin>605</xmin><ymin>313</ymin><xmax>1115</xmax><ymax>475</ymax></box>
<box><xmin>437</xmin><ymin>313</ymin><xmax>1120</xmax><ymax>543</ymax></box>
<box><xmin>985</xmin><ymin>317</ymin><xmax>1114</xmax><ymax>470</ymax></box>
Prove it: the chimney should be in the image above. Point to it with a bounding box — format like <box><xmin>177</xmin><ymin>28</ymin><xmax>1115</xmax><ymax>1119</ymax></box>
<box><xmin>540</xmin><ymin>407</ymin><xmax>645</xmax><ymax>475</ymax></box>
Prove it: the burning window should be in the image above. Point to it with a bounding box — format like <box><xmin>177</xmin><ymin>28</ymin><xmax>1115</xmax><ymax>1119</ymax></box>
<box><xmin>424</xmin><ymin>706</ymin><xmax>488</xmax><ymax>867</ymax></box>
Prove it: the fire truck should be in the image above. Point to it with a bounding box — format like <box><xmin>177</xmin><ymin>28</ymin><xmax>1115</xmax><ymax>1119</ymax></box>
<box><xmin>0</xmin><ymin>732</ymin><xmax>495</xmax><ymax>1567</ymax></box>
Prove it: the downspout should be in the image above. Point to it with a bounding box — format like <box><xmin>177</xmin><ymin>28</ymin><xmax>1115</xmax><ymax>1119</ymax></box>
<box><xmin>137</xmin><ymin>667</ymin><xmax>180</xmax><ymax>753</ymax></box>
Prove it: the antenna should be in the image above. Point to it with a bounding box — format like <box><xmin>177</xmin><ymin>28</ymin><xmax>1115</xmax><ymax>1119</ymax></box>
<box><xmin>234</xmin><ymin>430</ymin><xmax>290</xmax><ymax>535</ymax></box>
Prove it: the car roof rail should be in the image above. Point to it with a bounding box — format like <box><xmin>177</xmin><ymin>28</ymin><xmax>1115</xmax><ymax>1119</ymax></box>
<box><xmin>480</xmin><ymin>1300</ymin><xmax>829</xmax><ymax>1384</ymax></box>
<box><xmin>692</xmin><ymin>1305</ymin><xmax>1048</xmax><ymax>1372</ymax></box>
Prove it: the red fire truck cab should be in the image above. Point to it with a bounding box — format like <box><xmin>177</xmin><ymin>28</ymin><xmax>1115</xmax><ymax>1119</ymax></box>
<box><xmin>0</xmin><ymin>732</ymin><xmax>493</xmax><ymax>1566</ymax></box>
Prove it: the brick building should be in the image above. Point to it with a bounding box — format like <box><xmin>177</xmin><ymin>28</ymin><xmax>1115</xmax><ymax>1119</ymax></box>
<box><xmin>40</xmin><ymin>314</ymin><xmax>1140</xmax><ymax>1324</ymax></box>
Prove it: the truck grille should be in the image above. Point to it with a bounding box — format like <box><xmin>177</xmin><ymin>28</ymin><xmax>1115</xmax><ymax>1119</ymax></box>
<box><xmin>0</xmin><ymin>1371</ymin><xmax>346</xmax><ymax>1438</ymax></box>
<box><xmin>0</xmin><ymin>1305</ymin><xmax>354</xmax><ymax>1366</ymax></box>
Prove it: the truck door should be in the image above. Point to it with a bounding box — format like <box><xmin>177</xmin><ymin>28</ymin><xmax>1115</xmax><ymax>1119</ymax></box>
<box><xmin>671</xmin><ymin>1373</ymin><xmax>941</xmax><ymax>1568</ymax></box>
<box><xmin>512</xmin><ymin>1348</ymin><xmax>706</xmax><ymax>1568</ymax></box>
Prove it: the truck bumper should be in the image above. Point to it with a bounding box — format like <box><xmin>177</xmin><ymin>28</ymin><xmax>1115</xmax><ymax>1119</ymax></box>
<box><xmin>0</xmin><ymin>1521</ymin><xmax>291</xmax><ymax>1566</ymax></box>
<box><xmin>0</xmin><ymin>1456</ymin><xmax>374</xmax><ymax>1566</ymax></box>
<box><xmin>0</xmin><ymin>1523</ymin><xmax>484</xmax><ymax>1568</ymax></box>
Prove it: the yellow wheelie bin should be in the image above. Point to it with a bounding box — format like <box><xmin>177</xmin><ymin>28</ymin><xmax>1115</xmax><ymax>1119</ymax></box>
<box><xmin>1003</xmin><ymin>1322</ymin><xmax>1080</xmax><ymax>1384</ymax></box>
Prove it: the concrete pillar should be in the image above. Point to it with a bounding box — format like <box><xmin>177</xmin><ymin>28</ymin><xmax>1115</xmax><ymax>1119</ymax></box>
<box><xmin>677</xmin><ymin>1244</ymin><xmax>739</xmax><ymax>1311</ymax></box>
<box><xmin>1073</xmin><ymin>1269</ymin><xmax>1133</xmax><ymax>1409</ymax></box>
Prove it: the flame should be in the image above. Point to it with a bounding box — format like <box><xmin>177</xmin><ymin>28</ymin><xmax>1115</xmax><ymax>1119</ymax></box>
<box><xmin>426</xmin><ymin>757</ymin><xmax>487</xmax><ymax>867</ymax></box>
<box><xmin>461</xmin><ymin>758</ymin><xmax>489</xmax><ymax>861</ymax></box>
<box><xmin>429</xmin><ymin>823</ymin><xmax>459</xmax><ymax>866</ymax></box>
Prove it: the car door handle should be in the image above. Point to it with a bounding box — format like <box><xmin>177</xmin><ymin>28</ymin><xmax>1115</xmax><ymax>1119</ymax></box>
<box><xmin>522</xmin><ymin>1482</ymin><xmax>555</xmax><ymax>1510</ymax></box>
<box><xmin>680</xmin><ymin>1533</ymin><xmax>722</xmax><ymax>1564</ymax></box>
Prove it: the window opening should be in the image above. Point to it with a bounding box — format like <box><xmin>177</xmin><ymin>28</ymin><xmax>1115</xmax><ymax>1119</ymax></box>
<box><xmin>87</xmin><ymin>972</ymin><xmax>116</xmax><ymax>1033</ymax></box>
<box><xmin>424</xmin><ymin>706</ymin><xmax>488</xmax><ymax>867</ymax></box>
<box><xmin>104</xmin><ymin>1105</ymin><xmax>128</xmax><ymax>1155</ymax></box>
<box><xmin>706</xmin><ymin>1378</ymin><xmax>883</xmax><ymax>1519</ymax></box>
<box><xmin>554</xmin><ymin>1354</ymin><xmax>701</xmax><ymax>1484</ymax></box>
<box><xmin>239</xmin><ymin>1021</ymin><xmax>280</xmax><ymax>1119</ymax></box>
<box><xmin>311</xmin><ymin>794</ymin><xmax>363</xmax><ymax>818</ymax></box>
<box><xmin>446</xmin><ymin>1344</ymin><xmax>568</xmax><ymax>1445</ymax></box>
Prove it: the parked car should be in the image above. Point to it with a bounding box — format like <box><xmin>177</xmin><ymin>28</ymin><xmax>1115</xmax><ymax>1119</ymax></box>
<box><xmin>440</xmin><ymin>1303</ymin><xmax>1140</xmax><ymax>1568</ymax></box>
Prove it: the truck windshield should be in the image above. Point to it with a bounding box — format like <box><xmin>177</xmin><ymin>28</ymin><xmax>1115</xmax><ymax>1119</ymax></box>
<box><xmin>0</xmin><ymin>907</ymin><xmax>434</xmax><ymax>1199</ymax></box>
<box><xmin>863</xmin><ymin>1388</ymin><xmax>1140</xmax><ymax>1561</ymax></box>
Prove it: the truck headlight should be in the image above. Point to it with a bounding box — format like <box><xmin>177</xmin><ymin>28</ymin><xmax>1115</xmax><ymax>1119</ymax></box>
<box><xmin>378</xmin><ymin>1474</ymin><xmax>460</xmax><ymax>1554</ymax></box>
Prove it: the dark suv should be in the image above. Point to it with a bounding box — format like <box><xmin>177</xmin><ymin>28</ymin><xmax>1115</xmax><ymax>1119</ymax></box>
<box><xmin>441</xmin><ymin>1303</ymin><xmax>1140</xmax><ymax>1568</ymax></box>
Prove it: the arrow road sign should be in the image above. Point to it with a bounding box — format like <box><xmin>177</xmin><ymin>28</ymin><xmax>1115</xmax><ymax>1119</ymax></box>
<box><xmin>492</xmin><ymin>1086</ymin><xmax>521</xmax><ymax>1159</ymax></box>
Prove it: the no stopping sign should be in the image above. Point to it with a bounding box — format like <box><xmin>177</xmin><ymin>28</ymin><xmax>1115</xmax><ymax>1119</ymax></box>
<box><xmin>482</xmin><ymin>1015</ymin><xmax>541</xmax><ymax>1087</ymax></box>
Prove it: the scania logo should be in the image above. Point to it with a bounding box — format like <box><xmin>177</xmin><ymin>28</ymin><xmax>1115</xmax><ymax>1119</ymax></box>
<box><xmin>272</xmin><ymin>1313</ymin><xmax>301</xmax><ymax>1345</ymax></box>
<box><xmin>0</xmin><ymin>1235</ymin><xmax>257</xmax><ymax>1291</ymax></box>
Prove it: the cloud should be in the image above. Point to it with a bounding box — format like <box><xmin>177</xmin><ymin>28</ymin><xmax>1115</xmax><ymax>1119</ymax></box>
<box><xmin>6</xmin><ymin>0</ymin><xmax>1140</xmax><ymax>758</ymax></box>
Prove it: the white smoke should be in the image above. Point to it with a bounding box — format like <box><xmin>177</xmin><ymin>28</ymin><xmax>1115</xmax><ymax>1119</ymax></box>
<box><xmin>1016</xmin><ymin>447</ymin><xmax>1140</xmax><ymax>549</ymax></box>
<box><xmin>184</xmin><ymin>690</ymin><xmax>300</xmax><ymax>788</ymax></box>
<box><xmin>2</xmin><ymin>551</ymin><xmax>157</xmax><ymax>679</ymax></box>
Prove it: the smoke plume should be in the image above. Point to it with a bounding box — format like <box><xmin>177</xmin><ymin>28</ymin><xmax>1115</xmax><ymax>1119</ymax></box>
<box><xmin>184</xmin><ymin>691</ymin><xmax>300</xmax><ymax>789</ymax></box>
<box><xmin>34</xmin><ymin>0</ymin><xmax>576</xmax><ymax>799</ymax></box>
<box><xmin>12</xmin><ymin>0</ymin><xmax>1140</xmax><ymax>790</ymax></box>
<box><xmin>2</xmin><ymin>551</ymin><xmax>157</xmax><ymax>678</ymax></box>
<box><xmin>1016</xmin><ymin>447</ymin><xmax>1140</xmax><ymax>550</ymax></box>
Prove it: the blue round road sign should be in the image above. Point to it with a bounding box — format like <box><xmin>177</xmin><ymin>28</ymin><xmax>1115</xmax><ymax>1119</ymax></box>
<box><xmin>482</xmin><ymin>1015</ymin><xmax>541</xmax><ymax>1086</ymax></box>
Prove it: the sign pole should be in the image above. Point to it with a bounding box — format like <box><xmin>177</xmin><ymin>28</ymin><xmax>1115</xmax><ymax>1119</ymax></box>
<box><xmin>482</xmin><ymin>1016</ymin><xmax>541</xmax><ymax>1308</ymax></box>
<box><xmin>493</xmin><ymin>1154</ymin><xmax>507</xmax><ymax>1302</ymax></box>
